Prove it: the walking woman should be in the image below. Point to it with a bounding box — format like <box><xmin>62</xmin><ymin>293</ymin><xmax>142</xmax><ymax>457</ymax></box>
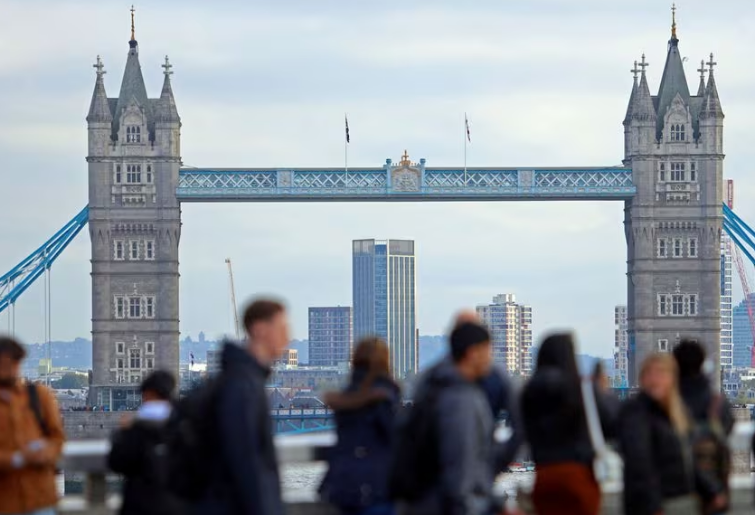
<box><xmin>319</xmin><ymin>337</ymin><xmax>401</xmax><ymax>515</ymax></box>
<box><xmin>521</xmin><ymin>333</ymin><xmax>612</xmax><ymax>515</ymax></box>
<box><xmin>619</xmin><ymin>353</ymin><xmax>698</xmax><ymax>515</ymax></box>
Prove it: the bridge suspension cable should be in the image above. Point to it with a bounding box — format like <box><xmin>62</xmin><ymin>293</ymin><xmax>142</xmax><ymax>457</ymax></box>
<box><xmin>0</xmin><ymin>206</ymin><xmax>89</xmax><ymax>316</ymax></box>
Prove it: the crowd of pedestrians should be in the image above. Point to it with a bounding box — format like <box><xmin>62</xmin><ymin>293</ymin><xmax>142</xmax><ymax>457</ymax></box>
<box><xmin>0</xmin><ymin>299</ymin><xmax>746</xmax><ymax>515</ymax></box>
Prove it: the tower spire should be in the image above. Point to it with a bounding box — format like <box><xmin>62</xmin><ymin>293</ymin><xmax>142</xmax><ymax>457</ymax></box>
<box><xmin>130</xmin><ymin>5</ymin><xmax>136</xmax><ymax>42</ymax></box>
<box><xmin>157</xmin><ymin>55</ymin><xmax>180</xmax><ymax>122</ymax></box>
<box><xmin>87</xmin><ymin>56</ymin><xmax>113</xmax><ymax>123</ymax></box>
<box><xmin>700</xmin><ymin>52</ymin><xmax>723</xmax><ymax>119</ymax></box>
<box><xmin>696</xmin><ymin>59</ymin><xmax>707</xmax><ymax>96</ymax></box>
<box><xmin>671</xmin><ymin>3</ymin><xmax>677</xmax><ymax>40</ymax></box>
<box><xmin>631</xmin><ymin>54</ymin><xmax>657</xmax><ymax>122</ymax></box>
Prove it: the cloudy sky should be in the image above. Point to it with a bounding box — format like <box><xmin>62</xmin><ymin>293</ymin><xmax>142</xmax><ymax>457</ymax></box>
<box><xmin>2</xmin><ymin>0</ymin><xmax>755</xmax><ymax>357</ymax></box>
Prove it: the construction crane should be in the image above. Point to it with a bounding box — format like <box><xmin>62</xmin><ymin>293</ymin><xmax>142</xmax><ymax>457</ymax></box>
<box><xmin>225</xmin><ymin>258</ymin><xmax>240</xmax><ymax>339</ymax></box>
<box><xmin>725</xmin><ymin>180</ymin><xmax>755</xmax><ymax>367</ymax></box>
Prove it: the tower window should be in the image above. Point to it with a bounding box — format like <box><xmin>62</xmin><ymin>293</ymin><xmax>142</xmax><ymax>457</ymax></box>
<box><xmin>129</xmin><ymin>297</ymin><xmax>141</xmax><ymax>318</ymax></box>
<box><xmin>658</xmin><ymin>295</ymin><xmax>668</xmax><ymax>316</ymax></box>
<box><xmin>147</xmin><ymin>165</ymin><xmax>153</xmax><ymax>184</ymax></box>
<box><xmin>145</xmin><ymin>240</ymin><xmax>155</xmax><ymax>260</ymax></box>
<box><xmin>117</xmin><ymin>358</ymin><xmax>124</xmax><ymax>369</ymax></box>
<box><xmin>673</xmin><ymin>238</ymin><xmax>683</xmax><ymax>257</ymax></box>
<box><xmin>670</xmin><ymin>162</ymin><xmax>685</xmax><ymax>182</ymax></box>
<box><xmin>658</xmin><ymin>339</ymin><xmax>669</xmax><ymax>352</ymax></box>
<box><xmin>126</xmin><ymin>126</ymin><xmax>141</xmax><ymax>143</ymax></box>
<box><xmin>670</xmin><ymin>123</ymin><xmax>686</xmax><ymax>142</ymax></box>
<box><xmin>116</xmin><ymin>342</ymin><xmax>125</xmax><ymax>354</ymax></box>
<box><xmin>658</xmin><ymin>162</ymin><xmax>666</xmax><ymax>182</ymax></box>
<box><xmin>658</xmin><ymin>239</ymin><xmax>667</xmax><ymax>258</ymax></box>
<box><xmin>114</xmin><ymin>240</ymin><xmax>124</xmax><ymax>260</ymax></box>
<box><xmin>115</xmin><ymin>165</ymin><xmax>122</xmax><ymax>184</ymax></box>
<box><xmin>146</xmin><ymin>342</ymin><xmax>154</xmax><ymax>354</ymax></box>
<box><xmin>145</xmin><ymin>297</ymin><xmax>155</xmax><ymax>318</ymax></box>
<box><xmin>688</xmin><ymin>238</ymin><xmax>698</xmax><ymax>258</ymax></box>
<box><xmin>115</xmin><ymin>297</ymin><xmax>125</xmax><ymax>319</ymax></box>
<box><xmin>688</xmin><ymin>294</ymin><xmax>698</xmax><ymax>316</ymax></box>
<box><xmin>672</xmin><ymin>294</ymin><xmax>684</xmax><ymax>316</ymax></box>
<box><xmin>690</xmin><ymin>162</ymin><xmax>697</xmax><ymax>182</ymax></box>
<box><xmin>130</xmin><ymin>241</ymin><xmax>139</xmax><ymax>260</ymax></box>
<box><xmin>129</xmin><ymin>349</ymin><xmax>141</xmax><ymax>369</ymax></box>
<box><xmin>146</xmin><ymin>358</ymin><xmax>154</xmax><ymax>369</ymax></box>
<box><xmin>126</xmin><ymin>165</ymin><xmax>142</xmax><ymax>184</ymax></box>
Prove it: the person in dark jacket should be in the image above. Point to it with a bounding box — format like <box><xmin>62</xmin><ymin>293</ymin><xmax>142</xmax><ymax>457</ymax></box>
<box><xmin>619</xmin><ymin>353</ymin><xmax>701</xmax><ymax>515</ymax></box>
<box><xmin>673</xmin><ymin>338</ymin><xmax>733</xmax><ymax>514</ymax></box>
<box><xmin>401</xmin><ymin>322</ymin><xmax>499</xmax><ymax>515</ymax></box>
<box><xmin>319</xmin><ymin>337</ymin><xmax>400</xmax><ymax>515</ymax></box>
<box><xmin>521</xmin><ymin>333</ymin><xmax>613</xmax><ymax>515</ymax></box>
<box><xmin>108</xmin><ymin>370</ymin><xmax>183</xmax><ymax>515</ymax></box>
<box><xmin>197</xmin><ymin>299</ymin><xmax>290</xmax><ymax>515</ymax></box>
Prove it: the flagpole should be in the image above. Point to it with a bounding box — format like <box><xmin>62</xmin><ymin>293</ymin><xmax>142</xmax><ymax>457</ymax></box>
<box><xmin>344</xmin><ymin>114</ymin><xmax>349</xmax><ymax>186</ymax></box>
<box><xmin>463</xmin><ymin>113</ymin><xmax>468</xmax><ymax>187</ymax></box>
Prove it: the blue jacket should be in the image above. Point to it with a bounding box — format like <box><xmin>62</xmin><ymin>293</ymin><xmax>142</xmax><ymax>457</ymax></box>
<box><xmin>196</xmin><ymin>343</ymin><xmax>283</xmax><ymax>515</ymax></box>
<box><xmin>319</xmin><ymin>370</ymin><xmax>400</xmax><ymax>511</ymax></box>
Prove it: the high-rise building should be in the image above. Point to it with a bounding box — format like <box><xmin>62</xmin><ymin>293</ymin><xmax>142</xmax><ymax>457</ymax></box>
<box><xmin>353</xmin><ymin>239</ymin><xmax>417</xmax><ymax>378</ymax></box>
<box><xmin>733</xmin><ymin>294</ymin><xmax>755</xmax><ymax>368</ymax></box>
<box><xmin>720</xmin><ymin>235</ymin><xmax>734</xmax><ymax>370</ymax></box>
<box><xmin>476</xmin><ymin>294</ymin><xmax>533</xmax><ymax>376</ymax></box>
<box><xmin>614</xmin><ymin>306</ymin><xmax>629</xmax><ymax>387</ymax></box>
<box><xmin>308</xmin><ymin>307</ymin><xmax>352</xmax><ymax>367</ymax></box>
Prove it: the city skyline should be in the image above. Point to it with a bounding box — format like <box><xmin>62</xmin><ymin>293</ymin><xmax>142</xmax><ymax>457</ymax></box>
<box><xmin>3</xmin><ymin>1</ymin><xmax>755</xmax><ymax>359</ymax></box>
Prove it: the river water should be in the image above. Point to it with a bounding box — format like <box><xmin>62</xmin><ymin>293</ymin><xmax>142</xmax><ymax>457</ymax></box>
<box><xmin>280</xmin><ymin>463</ymin><xmax>535</xmax><ymax>500</ymax></box>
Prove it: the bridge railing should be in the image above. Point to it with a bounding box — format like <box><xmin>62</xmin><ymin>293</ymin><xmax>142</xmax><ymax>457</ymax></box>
<box><xmin>58</xmin><ymin>422</ymin><xmax>754</xmax><ymax>514</ymax></box>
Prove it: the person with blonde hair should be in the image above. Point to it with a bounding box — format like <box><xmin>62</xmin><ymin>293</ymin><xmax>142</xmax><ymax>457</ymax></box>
<box><xmin>618</xmin><ymin>353</ymin><xmax>699</xmax><ymax>515</ymax></box>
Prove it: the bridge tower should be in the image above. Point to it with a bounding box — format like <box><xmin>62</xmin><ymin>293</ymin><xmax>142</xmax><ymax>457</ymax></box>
<box><xmin>86</xmin><ymin>10</ymin><xmax>181</xmax><ymax>408</ymax></box>
<box><xmin>624</xmin><ymin>11</ymin><xmax>724</xmax><ymax>385</ymax></box>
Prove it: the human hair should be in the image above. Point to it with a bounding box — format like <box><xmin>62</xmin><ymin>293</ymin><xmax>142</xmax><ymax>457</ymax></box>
<box><xmin>640</xmin><ymin>353</ymin><xmax>689</xmax><ymax>435</ymax></box>
<box><xmin>535</xmin><ymin>332</ymin><xmax>586</xmax><ymax>421</ymax></box>
<box><xmin>352</xmin><ymin>336</ymin><xmax>392</xmax><ymax>388</ymax></box>
<box><xmin>450</xmin><ymin>322</ymin><xmax>490</xmax><ymax>362</ymax></box>
<box><xmin>242</xmin><ymin>299</ymin><xmax>285</xmax><ymax>335</ymax></box>
<box><xmin>140</xmin><ymin>370</ymin><xmax>176</xmax><ymax>400</ymax></box>
<box><xmin>0</xmin><ymin>336</ymin><xmax>26</xmax><ymax>362</ymax></box>
<box><xmin>672</xmin><ymin>338</ymin><xmax>705</xmax><ymax>378</ymax></box>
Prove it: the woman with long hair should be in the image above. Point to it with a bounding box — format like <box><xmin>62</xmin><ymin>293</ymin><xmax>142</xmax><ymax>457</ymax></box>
<box><xmin>319</xmin><ymin>337</ymin><xmax>401</xmax><ymax>515</ymax></box>
<box><xmin>521</xmin><ymin>333</ymin><xmax>611</xmax><ymax>515</ymax></box>
<box><xmin>619</xmin><ymin>353</ymin><xmax>699</xmax><ymax>515</ymax></box>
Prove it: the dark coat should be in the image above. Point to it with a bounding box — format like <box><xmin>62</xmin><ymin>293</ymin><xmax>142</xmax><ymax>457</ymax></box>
<box><xmin>521</xmin><ymin>368</ymin><xmax>616</xmax><ymax>467</ymax></box>
<box><xmin>618</xmin><ymin>392</ymin><xmax>696</xmax><ymax>515</ymax></box>
<box><xmin>196</xmin><ymin>343</ymin><xmax>283</xmax><ymax>515</ymax></box>
<box><xmin>108</xmin><ymin>418</ymin><xmax>184</xmax><ymax>515</ymax></box>
<box><xmin>477</xmin><ymin>367</ymin><xmax>524</xmax><ymax>472</ymax></box>
<box><xmin>319</xmin><ymin>371</ymin><xmax>400</xmax><ymax>511</ymax></box>
<box><xmin>679</xmin><ymin>374</ymin><xmax>734</xmax><ymax>433</ymax></box>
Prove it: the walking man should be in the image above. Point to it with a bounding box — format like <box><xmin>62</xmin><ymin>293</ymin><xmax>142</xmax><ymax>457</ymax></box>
<box><xmin>0</xmin><ymin>336</ymin><xmax>65</xmax><ymax>515</ymax></box>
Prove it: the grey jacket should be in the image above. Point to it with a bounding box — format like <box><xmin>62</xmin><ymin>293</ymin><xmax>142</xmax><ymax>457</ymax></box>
<box><xmin>403</xmin><ymin>359</ymin><xmax>497</xmax><ymax>515</ymax></box>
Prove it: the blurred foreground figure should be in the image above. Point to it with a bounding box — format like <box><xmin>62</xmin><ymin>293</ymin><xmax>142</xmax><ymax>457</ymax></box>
<box><xmin>673</xmin><ymin>339</ymin><xmax>732</xmax><ymax>515</ymax></box>
<box><xmin>319</xmin><ymin>337</ymin><xmax>401</xmax><ymax>515</ymax></box>
<box><xmin>0</xmin><ymin>336</ymin><xmax>65</xmax><ymax>515</ymax></box>
<box><xmin>108</xmin><ymin>370</ymin><xmax>183</xmax><ymax>515</ymax></box>
<box><xmin>521</xmin><ymin>333</ymin><xmax>613</xmax><ymax>515</ymax></box>
<box><xmin>619</xmin><ymin>353</ymin><xmax>701</xmax><ymax>515</ymax></box>
<box><xmin>390</xmin><ymin>322</ymin><xmax>501</xmax><ymax>515</ymax></box>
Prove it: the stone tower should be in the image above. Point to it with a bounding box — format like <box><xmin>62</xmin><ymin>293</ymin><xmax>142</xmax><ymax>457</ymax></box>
<box><xmin>86</xmin><ymin>11</ymin><xmax>181</xmax><ymax>408</ymax></box>
<box><xmin>624</xmin><ymin>11</ymin><xmax>724</xmax><ymax>386</ymax></box>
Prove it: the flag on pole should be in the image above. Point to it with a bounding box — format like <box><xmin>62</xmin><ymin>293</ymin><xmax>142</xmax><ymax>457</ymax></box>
<box><xmin>465</xmin><ymin>113</ymin><xmax>471</xmax><ymax>142</ymax></box>
<box><xmin>345</xmin><ymin>115</ymin><xmax>350</xmax><ymax>144</ymax></box>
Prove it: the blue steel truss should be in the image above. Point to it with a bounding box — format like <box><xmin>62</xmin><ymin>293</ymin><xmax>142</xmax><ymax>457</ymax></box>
<box><xmin>0</xmin><ymin>206</ymin><xmax>89</xmax><ymax>314</ymax></box>
<box><xmin>723</xmin><ymin>203</ymin><xmax>755</xmax><ymax>268</ymax></box>
<box><xmin>177</xmin><ymin>165</ymin><xmax>635</xmax><ymax>202</ymax></box>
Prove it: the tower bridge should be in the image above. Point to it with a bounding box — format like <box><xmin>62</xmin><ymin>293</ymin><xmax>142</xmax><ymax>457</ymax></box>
<box><xmin>3</xmin><ymin>10</ymin><xmax>752</xmax><ymax>403</ymax></box>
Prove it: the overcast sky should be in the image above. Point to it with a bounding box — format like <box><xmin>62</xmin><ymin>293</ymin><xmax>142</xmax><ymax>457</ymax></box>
<box><xmin>2</xmin><ymin>0</ymin><xmax>755</xmax><ymax>357</ymax></box>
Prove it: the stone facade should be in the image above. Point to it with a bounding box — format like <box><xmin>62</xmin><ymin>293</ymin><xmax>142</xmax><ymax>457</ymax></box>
<box><xmin>86</xmin><ymin>37</ymin><xmax>181</xmax><ymax>407</ymax></box>
<box><xmin>624</xmin><ymin>25</ymin><xmax>724</xmax><ymax>385</ymax></box>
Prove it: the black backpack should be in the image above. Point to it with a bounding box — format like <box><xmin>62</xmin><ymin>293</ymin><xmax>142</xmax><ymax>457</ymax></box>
<box><xmin>388</xmin><ymin>378</ymin><xmax>443</xmax><ymax>502</ymax></box>
<box><xmin>165</xmin><ymin>376</ymin><xmax>222</xmax><ymax>501</ymax></box>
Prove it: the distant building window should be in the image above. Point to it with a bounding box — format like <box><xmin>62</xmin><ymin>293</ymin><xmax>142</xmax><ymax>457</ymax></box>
<box><xmin>130</xmin><ymin>241</ymin><xmax>139</xmax><ymax>260</ymax></box>
<box><xmin>688</xmin><ymin>238</ymin><xmax>698</xmax><ymax>258</ymax></box>
<box><xmin>672</xmin><ymin>294</ymin><xmax>684</xmax><ymax>316</ymax></box>
<box><xmin>115</xmin><ymin>297</ymin><xmax>125</xmax><ymax>319</ymax></box>
<box><xmin>670</xmin><ymin>123</ymin><xmax>685</xmax><ymax>142</ymax></box>
<box><xmin>129</xmin><ymin>349</ymin><xmax>141</xmax><ymax>369</ymax></box>
<box><xmin>116</xmin><ymin>342</ymin><xmax>125</xmax><ymax>354</ymax></box>
<box><xmin>658</xmin><ymin>239</ymin><xmax>667</xmax><ymax>258</ymax></box>
<box><xmin>670</xmin><ymin>162</ymin><xmax>686</xmax><ymax>182</ymax></box>
<box><xmin>126</xmin><ymin>126</ymin><xmax>141</xmax><ymax>143</ymax></box>
<box><xmin>129</xmin><ymin>297</ymin><xmax>141</xmax><ymax>318</ymax></box>
<box><xmin>690</xmin><ymin>162</ymin><xmax>697</xmax><ymax>182</ymax></box>
<box><xmin>126</xmin><ymin>165</ymin><xmax>142</xmax><ymax>184</ymax></box>
<box><xmin>147</xmin><ymin>165</ymin><xmax>152</xmax><ymax>184</ymax></box>
<box><xmin>114</xmin><ymin>240</ymin><xmax>124</xmax><ymax>260</ymax></box>
<box><xmin>115</xmin><ymin>165</ymin><xmax>122</xmax><ymax>184</ymax></box>
<box><xmin>146</xmin><ymin>342</ymin><xmax>154</xmax><ymax>354</ymax></box>
<box><xmin>145</xmin><ymin>241</ymin><xmax>155</xmax><ymax>260</ymax></box>
<box><xmin>673</xmin><ymin>238</ymin><xmax>683</xmax><ymax>257</ymax></box>
<box><xmin>658</xmin><ymin>162</ymin><xmax>666</xmax><ymax>182</ymax></box>
<box><xmin>658</xmin><ymin>339</ymin><xmax>669</xmax><ymax>352</ymax></box>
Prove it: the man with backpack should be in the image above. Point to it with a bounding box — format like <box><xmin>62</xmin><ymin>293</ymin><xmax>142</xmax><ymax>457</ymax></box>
<box><xmin>183</xmin><ymin>299</ymin><xmax>289</xmax><ymax>515</ymax></box>
<box><xmin>391</xmin><ymin>321</ymin><xmax>502</xmax><ymax>515</ymax></box>
<box><xmin>108</xmin><ymin>370</ymin><xmax>183</xmax><ymax>515</ymax></box>
<box><xmin>0</xmin><ymin>336</ymin><xmax>65</xmax><ymax>515</ymax></box>
<box><xmin>673</xmin><ymin>339</ymin><xmax>734</xmax><ymax>514</ymax></box>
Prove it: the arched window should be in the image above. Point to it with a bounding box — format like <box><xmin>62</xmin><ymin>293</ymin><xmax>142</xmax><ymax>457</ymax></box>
<box><xmin>670</xmin><ymin>123</ymin><xmax>686</xmax><ymax>142</ymax></box>
<box><xmin>126</xmin><ymin>126</ymin><xmax>141</xmax><ymax>143</ymax></box>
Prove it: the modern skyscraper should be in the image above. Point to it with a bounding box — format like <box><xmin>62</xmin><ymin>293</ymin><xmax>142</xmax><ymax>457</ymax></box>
<box><xmin>733</xmin><ymin>294</ymin><xmax>755</xmax><ymax>368</ymax></box>
<box><xmin>721</xmin><ymin>235</ymin><xmax>734</xmax><ymax>370</ymax></box>
<box><xmin>476</xmin><ymin>294</ymin><xmax>533</xmax><ymax>376</ymax></box>
<box><xmin>308</xmin><ymin>307</ymin><xmax>352</xmax><ymax>367</ymax></box>
<box><xmin>353</xmin><ymin>239</ymin><xmax>417</xmax><ymax>378</ymax></box>
<box><xmin>614</xmin><ymin>306</ymin><xmax>629</xmax><ymax>387</ymax></box>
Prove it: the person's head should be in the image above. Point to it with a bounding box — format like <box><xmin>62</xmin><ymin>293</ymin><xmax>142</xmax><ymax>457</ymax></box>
<box><xmin>640</xmin><ymin>353</ymin><xmax>689</xmax><ymax>434</ymax></box>
<box><xmin>352</xmin><ymin>336</ymin><xmax>392</xmax><ymax>385</ymax></box>
<box><xmin>140</xmin><ymin>370</ymin><xmax>176</xmax><ymax>402</ymax></box>
<box><xmin>536</xmin><ymin>333</ymin><xmax>580</xmax><ymax>382</ymax></box>
<box><xmin>0</xmin><ymin>336</ymin><xmax>26</xmax><ymax>388</ymax></box>
<box><xmin>672</xmin><ymin>338</ymin><xmax>706</xmax><ymax>379</ymax></box>
<box><xmin>450</xmin><ymin>322</ymin><xmax>492</xmax><ymax>380</ymax></box>
<box><xmin>243</xmin><ymin>299</ymin><xmax>289</xmax><ymax>361</ymax></box>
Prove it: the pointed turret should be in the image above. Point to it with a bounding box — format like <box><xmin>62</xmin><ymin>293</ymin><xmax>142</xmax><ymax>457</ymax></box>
<box><xmin>632</xmin><ymin>55</ymin><xmax>656</xmax><ymax>122</ymax></box>
<box><xmin>695</xmin><ymin>60</ymin><xmax>707</xmax><ymax>96</ymax></box>
<box><xmin>700</xmin><ymin>53</ymin><xmax>723</xmax><ymax>119</ymax></box>
<box><xmin>156</xmin><ymin>56</ymin><xmax>180</xmax><ymax>122</ymax></box>
<box><xmin>87</xmin><ymin>56</ymin><xmax>112</xmax><ymax>123</ymax></box>
<box><xmin>113</xmin><ymin>7</ymin><xmax>151</xmax><ymax>128</ymax></box>
<box><xmin>623</xmin><ymin>61</ymin><xmax>639</xmax><ymax>125</ymax></box>
<box><xmin>655</xmin><ymin>5</ymin><xmax>690</xmax><ymax>139</ymax></box>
